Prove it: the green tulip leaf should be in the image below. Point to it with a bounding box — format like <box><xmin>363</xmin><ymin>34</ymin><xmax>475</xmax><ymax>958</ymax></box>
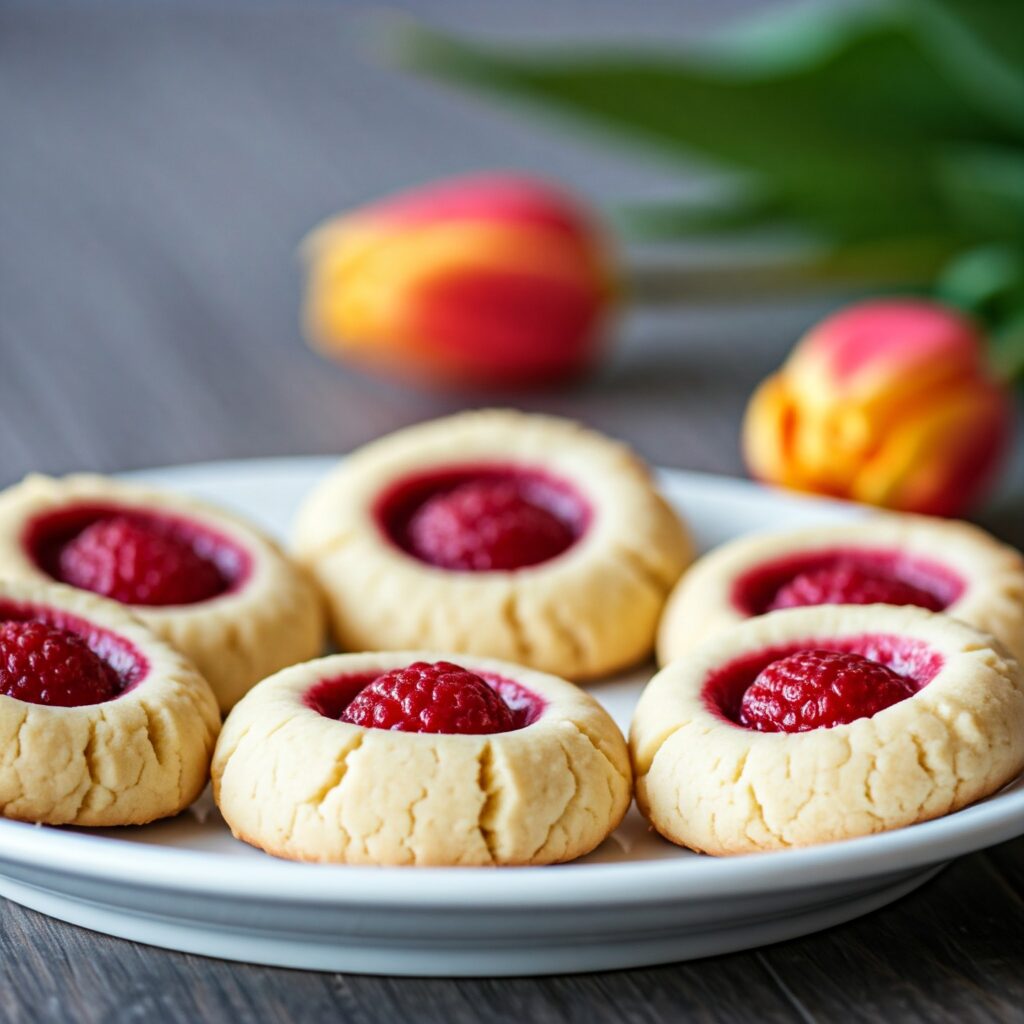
<box><xmin>909</xmin><ymin>0</ymin><xmax>1024</xmax><ymax>107</ymax></box>
<box><xmin>611</xmin><ymin>192</ymin><xmax>788</xmax><ymax>240</ymax></box>
<box><xmin>397</xmin><ymin>14</ymin><xmax>1016</xmax><ymax>243</ymax></box>
<box><xmin>936</xmin><ymin>146</ymin><xmax>1024</xmax><ymax>241</ymax></box>
<box><xmin>937</xmin><ymin>245</ymin><xmax>1024</xmax><ymax>327</ymax></box>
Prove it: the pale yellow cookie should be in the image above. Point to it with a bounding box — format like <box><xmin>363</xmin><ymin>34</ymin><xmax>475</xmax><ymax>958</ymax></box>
<box><xmin>658</xmin><ymin>516</ymin><xmax>1024</xmax><ymax>666</ymax></box>
<box><xmin>633</xmin><ymin>605</ymin><xmax>1024</xmax><ymax>855</ymax></box>
<box><xmin>0</xmin><ymin>474</ymin><xmax>325</xmax><ymax>712</ymax></box>
<box><xmin>293</xmin><ymin>410</ymin><xmax>692</xmax><ymax>680</ymax></box>
<box><xmin>213</xmin><ymin>651</ymin><xmax>632</xmax><ymax>866</ymax></box>
<box><xmin>0</xmin><ymin>578</ymin><xmax>220</xmax><ymax>826</ymax></box>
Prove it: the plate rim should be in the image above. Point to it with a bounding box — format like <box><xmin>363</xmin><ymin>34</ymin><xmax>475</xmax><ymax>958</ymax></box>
<box><xmin>0</xmin><ymin>786</ymin><xmax>1019</xmax><ymax>910</ymax></box>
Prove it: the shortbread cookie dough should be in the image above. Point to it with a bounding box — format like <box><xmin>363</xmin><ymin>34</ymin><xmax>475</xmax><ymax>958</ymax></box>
<box><xmin>634</xmin><ymin>605</ymin><xmax>1024</xmax><ymax>855</ymax></box>
<box><xmin>293</xmin><ymin>411</ymin><xmax>692</xmax><ymax>679</ymax></box>
<box><xmin>0</xmin><ymin>474</ymin><xmax>325</xmax><ymax>712</ymax></box>
<box><xmin>0</xmin><ymin>578</ymin><xmax>220</xmax><ymax>826</ymax></box>
<box><xmin>213</xmin><ymin>651</ymin><xmax>632</xmax><ymax>865</ymax></box>
<box><xmin>658</xmin><ymin>516</ymin><xmax>1024</xmax><ymax>666</ymax></box>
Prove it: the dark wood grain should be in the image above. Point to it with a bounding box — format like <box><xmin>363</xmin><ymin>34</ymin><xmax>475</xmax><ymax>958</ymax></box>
<box><xmin>1</xmin><ymin>3</ymin><xmax>1022</xmax><ymax>1023</ymax></box>
<box><xmin>758</xmin><ymin>841</ymin><xmax>1024</xmax><ymax>1024</ymax></box>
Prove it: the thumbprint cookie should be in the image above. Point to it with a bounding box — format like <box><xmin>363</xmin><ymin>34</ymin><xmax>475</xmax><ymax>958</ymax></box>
<box><xmin>293</xmin><ymin>410</ymin><xmax>691</xmax><ymax>679</ymax></box>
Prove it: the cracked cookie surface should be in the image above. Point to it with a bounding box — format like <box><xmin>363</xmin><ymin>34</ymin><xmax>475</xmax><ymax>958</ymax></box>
<box><xmin>633</xmin><ymin>605</ymin><xmax>1024</xmax><ymax>855</ymax></box>
<box><xmin>658</xmin><ymin>516</ymin><xmax>1024</xmax><ymax>667</ymax></box>
<box><xmin>0</xmin><ymin>578</ymin><xmax>220</xmax><ymax>826</ymax></box>
<box><xmin>212</xmin><ymin>651</ymin><xmax>632</xmax><ymax>866</ymax></box>
<box><xmin>0</xmin><ymin>473</ymin><xmax>326</xmax><ymax>712</ymax></box>
<box><xmin>292</xmin><ymin>411</ymin><xmax>692</xmax><ymax>680</ymax></box>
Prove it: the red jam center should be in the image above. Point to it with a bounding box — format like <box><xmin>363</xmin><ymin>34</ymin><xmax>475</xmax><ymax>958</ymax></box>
<box><xmin>0</xmin><ymin>599</ymin><xmax>147</xmax><ymax>707</ymax></box>
<box><xmin>305</xmin><ymin>661</ymin><xmax>544</xmax><ymax>735</ymax></box>
<box><xmin>24</xmin><ymin>504</ymin><xmax>250</xmax><ymax>607</ymax></box>
<box><xmin>733</xmin><ymin>548</ymin><xmax>964</xmax><ymax>616</ymax></box>
<box><xmin>704</xmin><ymin>633</ymin><xmax>942</xmax><ymax>733</ymax></box>
<box><xmin>739</xmin><ymin>649</ymin><xmax>916</xmax><ymax>732</ymax></box>
<box><xmin>375</xmin><ymin>465</ymin><xmax>589</xmax><ymax>572</ymax></box>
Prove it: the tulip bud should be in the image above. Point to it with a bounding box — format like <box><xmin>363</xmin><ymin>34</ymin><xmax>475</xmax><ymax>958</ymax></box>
<box><xmin>743</xmin><ymin>299</ymin><xmax>1012</xmax><ymax>516</ymax></box>
<box><xmin>301</xmin><ymin>174</ymin><xmax>614</xmax><ymax>387</ymax></box>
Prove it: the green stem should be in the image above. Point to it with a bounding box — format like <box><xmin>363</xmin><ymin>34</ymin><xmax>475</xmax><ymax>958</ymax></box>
<box><xmin>990</xmin><ymin>315</ymin><xmax>1024</xmax><ymax>383</ymax></box>
<box><xmin>625</xmin><ymin>239</ymin><xmax>956</xmax><ymax>305</ymax></box>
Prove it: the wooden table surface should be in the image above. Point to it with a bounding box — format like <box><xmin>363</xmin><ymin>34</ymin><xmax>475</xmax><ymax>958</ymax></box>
<box><xmin>1</xmin><ymin>4</ymin><xmax>1022</xmax><ymax>1022</ymax></box>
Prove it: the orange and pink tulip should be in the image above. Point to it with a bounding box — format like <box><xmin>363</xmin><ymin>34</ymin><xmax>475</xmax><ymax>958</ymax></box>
<box><xmin>301</xmin><ymin>175</ymin><xmax>615</xmax><ymax>387</ymax></box>
<box><xmin>743</xmin><ymin>300</ymin><xmax>1012</xmax><ymax>516</ymax></box>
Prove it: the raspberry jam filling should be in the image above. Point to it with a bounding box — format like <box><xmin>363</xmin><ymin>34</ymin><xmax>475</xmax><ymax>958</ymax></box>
<box><xmin>0</xmin><ymin>599</ymin><xmax>148</xmax><ymax>707</ymax></box>
<box><xmin>704</xmin><ymin>634</ymin><xmax>942</xmax><ymax>733</ymax></box>
<box><xmin>733</xmin><ymin>548</ymin><xmax>964</xmax><ymax>616</ymax></box>
<box><xmin>24</xmin><ymin>504</ymin><xmax>251</xmax><ymax>607</ymax></box>
<box><xmin>305</xmin><ymin>660</ymin><xmax>544</xmax><ymax>735</ymax></box>
<box><xmin>375</xmin><ymin>465</ymin><xmax>589</xmax><ymax>572</ymax></box>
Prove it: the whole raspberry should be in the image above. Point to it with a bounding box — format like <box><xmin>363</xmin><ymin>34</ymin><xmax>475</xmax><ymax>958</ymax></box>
<box><xmin>0</xmin><ymin>620</ymin><xmax>120</xmax><ymax>707</ymax></box>
<box><xmin>341</xmin><ymin>660</ymin><xmax>515</xmax><ymax>734</ymax></box>
<box><xmin>739</xmin><ymin>648</ymin><xmax>915</xmax><ymax>733</ymax></box>
<box><xmin>769</xmin><ymin>564</ymin><xmax>943</xmax><ymax>612</ymax></box>
<box><xmin>59</xmin><ymin>516</ymin><xmax>225</xmax><ymax>606</ymax></box>
<box><xmin>407</xmin><ymin>480</ymin><xmax>573</xmax><ymax>571</ymax></box>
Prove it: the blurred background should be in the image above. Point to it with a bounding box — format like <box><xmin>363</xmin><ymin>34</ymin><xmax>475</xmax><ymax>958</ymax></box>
<box><xmin>1</xmin><ymin>0</ymin><xmax>1020</xmax><ymax>531</ymax></box>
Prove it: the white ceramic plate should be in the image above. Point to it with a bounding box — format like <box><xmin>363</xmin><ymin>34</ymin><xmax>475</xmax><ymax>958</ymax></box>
<box><xmin>0</xmin><ymin>457</ymin><xmax>1020</xmax><ymax>976</ymax></box>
